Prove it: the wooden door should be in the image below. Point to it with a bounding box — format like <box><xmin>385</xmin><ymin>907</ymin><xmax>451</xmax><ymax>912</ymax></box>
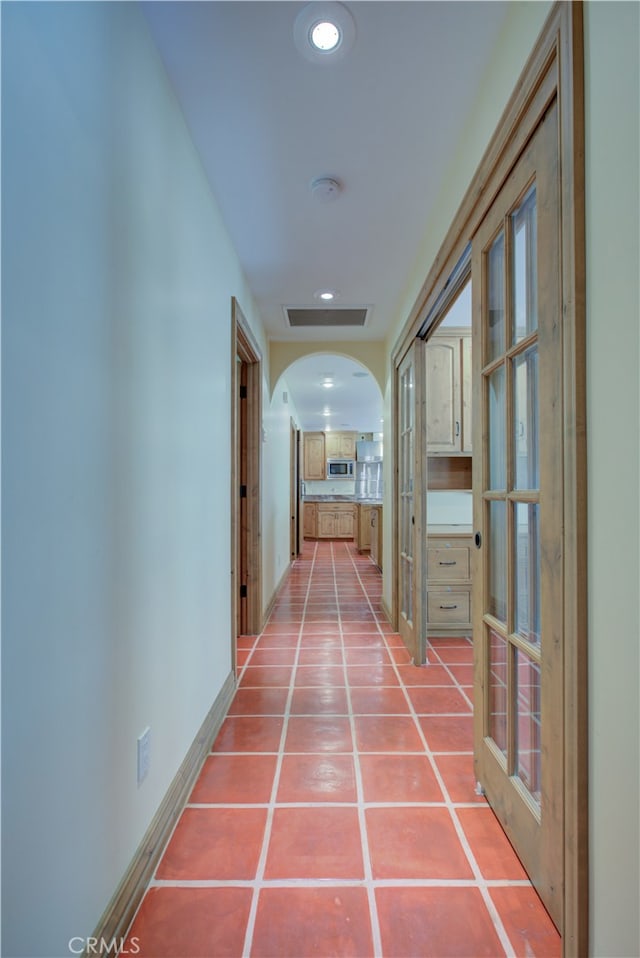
<box><xmin>290</xmin><ymin>423</ymin><xmax>300</xmax><ymax>560</ymax></box>
<box><xmin>472</xmin><ymin>103</ymin><xmax>563</xmax><ymax>929</ymax></box>
<box><xmin>397</xmin><ymin>344</ymin><xmax>423</xmax><ymax>662</ymax></box>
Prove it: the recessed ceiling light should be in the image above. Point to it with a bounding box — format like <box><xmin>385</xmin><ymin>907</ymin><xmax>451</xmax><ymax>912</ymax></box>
<box><xmin>314</xmin><ymin>288</ymin><xmax>338</xmax><ymax>301</ymax></box>
<box><xmin>294</xmin><ymin>2</ymin><xmax>356</xmax><ymax>64</ymax></box>
<box><xmin>310</xmin><ymin>20</ymin><xmax>340</xmax><ymax>51</ymax></box>
<box><xmin>322</xmin><ymin>381</ymin><xmax>334</xmax><ymax>389</ymax></box>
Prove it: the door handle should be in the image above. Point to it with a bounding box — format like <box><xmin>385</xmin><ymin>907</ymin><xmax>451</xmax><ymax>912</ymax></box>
<box><xmin>474</xmin><ymin>531</ymin><xmax>482</xmax><ymax>549</ymax></box>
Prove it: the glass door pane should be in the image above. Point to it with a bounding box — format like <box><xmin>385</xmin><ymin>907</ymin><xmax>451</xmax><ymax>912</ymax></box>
<box><xmin>398</xmin><ymin>350</ymin><xmax>415</xmax><ymax>634</ymax></box>
<box><xmin>473</xmin><ymin>100</ymin><xmax>564</xmax><ymax>931</ymax></box>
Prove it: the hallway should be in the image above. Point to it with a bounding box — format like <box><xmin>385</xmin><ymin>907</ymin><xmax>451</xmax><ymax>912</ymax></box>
<box><xmin>124</xmin><ymin>541</ymin><xmax>560</xmax><ymax>957</ymax></box>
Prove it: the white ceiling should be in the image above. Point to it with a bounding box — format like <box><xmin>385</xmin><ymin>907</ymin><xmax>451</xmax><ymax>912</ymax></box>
<box><xmin>143</xmin><ymin>0</ymin><xmax>508</xmax><ymax>429</ymax></box>
<box><xmin>281</xmin><ymin>352</ymin><xmax>383</xmax><ymax>433</ymax></box>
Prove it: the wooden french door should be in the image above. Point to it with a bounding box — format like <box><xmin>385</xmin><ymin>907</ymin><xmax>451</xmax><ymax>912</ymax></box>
<box><xmin>397</xmin><ymin>342</ymin><xmax>425</xmax><ymax>664</ymax></box>
<box><xmin>472</xmin><ymin>102</ymin><xmax>564</xmax><ymax>930</ymax></box>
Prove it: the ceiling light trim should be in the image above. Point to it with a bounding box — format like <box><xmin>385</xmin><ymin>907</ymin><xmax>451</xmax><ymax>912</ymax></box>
<box><xmin>293</xmin><ymin>2</ymin><xmax>356</xmax><ymax>64</ymax></box>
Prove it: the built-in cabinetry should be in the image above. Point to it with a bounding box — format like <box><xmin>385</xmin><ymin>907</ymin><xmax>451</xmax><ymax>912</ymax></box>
<box><xmin>303</xmin><ymin>430</ymin><xmax>357</xmax><ymax>480</ymax></box>
<box><xmin>303</xmin><ymin>501</ymin><xmax>317</xmax><ymax>539</ymax></box>
<box><xmin>426</xmin><ymin>529</ymin><xmax>472</xmax><ymax>634</ymax></box>
<box><xmin>356</xmin><ymin>503</ymin><xmax>373</xmax><ymax>552</ymax></box>
<box><xmin>370</xmin><ymin>506</ymin><xmax>382</xmax><ymax>571</ymax></box>
<box><xmin>325</xmin><ymin>431</ymin><xmax>357</xmax><ymax>460</ymax></box>
<box><xmin>426</xmin><ymin>330</ymin><xmax>472</xmax><ymax>456</ymax></box>
<box><xmin>303</xmin><ymin>432</ymin><xmax>326</xmax><ymax>480</ymax></box>
<box><xmin>304</xmin><ymin>501</ymin><xmax>354</xmax><ymax>539</ymax></box>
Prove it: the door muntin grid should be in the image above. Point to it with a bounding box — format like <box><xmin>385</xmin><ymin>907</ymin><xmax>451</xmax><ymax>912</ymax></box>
<box><xmin>482</xmin><ymin>183</ymin><xmax>541</xmax><ymax>805</ymax></box>
<box><xmin>399</xmin><ymin>359</ymin><xmax>414</xmax><ymax>625</ymax></box>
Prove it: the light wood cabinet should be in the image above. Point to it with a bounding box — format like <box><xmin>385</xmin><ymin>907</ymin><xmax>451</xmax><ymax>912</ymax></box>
<box><xmin>356</xmin><ymin>503</ymin><xmax>373</xmax><ymax>552</ymax></box>
<box><xmin>370</xmin><ymin>506</ymin><xmax>382</xmax><ymax>570</ymax></box>
<box><xmin>426</xmin><ymin>330</ymin><xmax>472</xmax><ymax>456</ymax></box>
<box><xmin>325</xmin><ymin>431</ymin><xmax>357</xmax><ymax>459</ymax></box>
<box><xmin>306</xmin><ymin>501</ymin><xmax>355</xmax><ymax>539</ymax></box>
<box><xmin>303</xmin><ymin>432</ymin><xmax>326</xmax><ymax>480</ymax></box>
<box><xmin>426</xmin><ymin>531</ymin><xmax>472</xmax><ymax>634</ymax></box>
<box><xmin>303</xmin><ymin>502</ymin><xmax>317</xmax><ymax>539</ymax></box>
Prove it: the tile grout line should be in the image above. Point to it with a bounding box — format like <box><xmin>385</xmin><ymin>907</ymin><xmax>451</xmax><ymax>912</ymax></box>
<box><xmin>332</xmin><ymin>541</ymin><xmax>384</xmax><ymax>958</ymax></box>
<box><xmin>346</xmin><ymin>546</ymin><xmax>517</xmax><ymax>958</ymax></box>
<box><xmin>240</xmin><ymin>540</ymin><xmax>319</xmax><ymax>958</ymax></box>
<box><xmin>428</xmin><ymin>639</ymin><xmax>523</xmax><ymax>957</ymax></box>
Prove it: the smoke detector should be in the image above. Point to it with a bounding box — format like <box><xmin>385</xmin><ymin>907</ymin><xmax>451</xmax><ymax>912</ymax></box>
<box><xmin>310</xmin><ymin>176</ymin><xmax>342</xmax><ymax>202</ymax></box>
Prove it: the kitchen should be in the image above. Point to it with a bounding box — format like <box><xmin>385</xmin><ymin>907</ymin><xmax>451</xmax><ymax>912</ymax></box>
<box><xmin>301</xmin><ymin>430</ymin><xmax>384</xmax><ymax>567</ymax></box>
<box><xmin>292</xmin><ymin>277</ymin><xmax>473</xmax><ymax>622</ymax></box>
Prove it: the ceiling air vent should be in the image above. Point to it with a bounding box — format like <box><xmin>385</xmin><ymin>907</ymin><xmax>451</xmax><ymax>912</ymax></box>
<box><xmin>284</xmin><ymin>306</ymin><xmax>369</xmax><ymax>328</ymax></box>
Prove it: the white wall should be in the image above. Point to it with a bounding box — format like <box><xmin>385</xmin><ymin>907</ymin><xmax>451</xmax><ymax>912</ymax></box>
<box><xmin>584</xmin><ymin>3</ymin><xmax>640</xmax><ymax>954</ymax></box>
<box><xmin>262</xmin><ymin>377</ymin><xmax>301</xmax><ymax>605</ymax></box>
<box><xmin>1</xmin><ymin>3</ymin><xmax>269</xmax><ymax>956</ymax></box>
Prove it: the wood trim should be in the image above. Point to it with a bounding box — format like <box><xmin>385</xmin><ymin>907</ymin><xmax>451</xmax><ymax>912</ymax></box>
<box><xmin>87</xmin><ymin>672</ymin><xmax>236</xmax><ymax>957</ymax></box>
<box><xmin>231</xmin><ymin>298</ymin><xmax>263</xmax><ymax>639</ymax></box>
<box><xmin>380</xmin><ymin>593</ymin><xmax>393</xmax><ymax>628</ymax></box>
<box><xmin>557</xmin><ymin>4</ymin><xmax>588</xmax><ymax>954</ymax></box>
<box><xmin>390</xmin><ymin>3</ymin><xmax>586</xmax><ymax>951</ymax></box>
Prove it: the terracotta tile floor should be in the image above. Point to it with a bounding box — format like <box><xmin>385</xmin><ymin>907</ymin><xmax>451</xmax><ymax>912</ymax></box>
<box><xmin>125</xmin><ymin>540</ymin><xmax>561</xmax><ymax>957</ymax></box>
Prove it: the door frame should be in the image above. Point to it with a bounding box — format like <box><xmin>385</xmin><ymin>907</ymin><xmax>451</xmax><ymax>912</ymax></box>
<box><xmin>231</xmin><ymin>297</ymin><xmax>263</xmax><ymax>664</ymax></box>
<box><xmin>290</xmin><ymin>421</ymin><xmax>300</xmax><ymax>560</ymax></box>
<box><xmin>393</xmin><ymin>340</ymin><xmax>427</xmax><ymax>664</ymax></box>
<box><xmin>390</xmin><ymin>4</ymin><xmax>586</xmax><ymax>952</ymax></box>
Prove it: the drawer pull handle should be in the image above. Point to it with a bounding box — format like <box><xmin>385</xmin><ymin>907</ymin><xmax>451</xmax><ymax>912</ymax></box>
<box><xmin>438</xmin><ymin>560</ymin><xmax>457</xmax><ymax>566</ymax></box>
<box><xmin>439</xmin><ymin>604</ymin><xmax>458</xmax><ymax>610</ymax></box>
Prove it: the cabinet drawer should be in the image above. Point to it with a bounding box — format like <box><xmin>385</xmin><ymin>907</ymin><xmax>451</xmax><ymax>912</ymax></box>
<box><xmin>427</xmin><ymin>547</ymin><xmax>470</xmax><ymax>581</ymax></box>
<box><xmin>427</xmin><ymin>590</ymin><xmax>470</xmax><ymax>625</ymax></box>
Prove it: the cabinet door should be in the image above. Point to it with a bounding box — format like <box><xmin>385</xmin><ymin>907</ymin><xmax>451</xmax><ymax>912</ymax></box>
<box><xmin>336</xmin><ymin>511</ymin><xmax>354</xmax><ymax>538</ymax></box>
<box><xmin>426</xmin><ymin>337</ymin><xmax>462</xmax><ymax>454</ymax></box>
<box><xmin>461</xmin><ymin>334</ymin><xmax>473</xmax><ymax>453</ymax></box>
<box><xmin>370</xmin><ymin>508</ymin><xmax>382</xmax><ymax>570</ymax></box>
<box><xmin>303</xmin><ymin>503</ymin><xmax>316</xmax><ymax>538</ymax></box>
<box><xmin>340</xmin><ymin>433</ymin><xmax>357</xmax><ymax>459</ymax></box>
<box><xmin>317</xmin><ymin>511</ymin><xmax>336</xmax><ymax>538</ymax></box>
<box><xmin>304</xmin><ymin>432</ymin><xmax>326</xmax><ymax>480</ymax></box>
<box><xmin>325</xmin><ymin>433</ymin><xmax>340</xmax><ymax>459</ymax></box>
<box><xmin>358</xmin><ymin>505</ymin><xmax>372</xmax><ymax>551</ymax></box>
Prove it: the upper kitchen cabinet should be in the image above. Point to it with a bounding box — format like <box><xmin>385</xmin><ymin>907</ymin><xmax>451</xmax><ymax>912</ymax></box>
<box><xmin>325</xmin><ymin>431</ymin><xmax>357</xmax><ymax>459</ymax></box>
<box><xmin>425</xmin><ymin>329</ymin><xmax>472</xmax><ymax>456</ymax></box>
<box><xmin>303</xmin><ymin>431</ymin><xmax>326</xmax><ymax>480</ymax></box>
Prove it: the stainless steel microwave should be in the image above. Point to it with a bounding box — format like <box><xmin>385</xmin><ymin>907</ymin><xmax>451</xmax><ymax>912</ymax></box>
<box><xmin>327</xmin><ymin>459</ymin><xmax>355</xmax><ymax>479</ymax></box>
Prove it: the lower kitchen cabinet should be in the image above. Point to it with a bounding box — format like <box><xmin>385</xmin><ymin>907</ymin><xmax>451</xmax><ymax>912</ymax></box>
<box><xmin>370</xmin><ymin>506</ymin><xmax>382</xmax><ymax>571</ymax></box>
<box><xmin>357</xmin><ymin>503</ymin><xmax>373</xmax><ymax>552</ymax></box>
<box><xmin>303</xmin><ymin>502</ymin><xmax>317</xmax><ymax>539</ymax></box>
<box><xmin>305</xmin><ymin>501</ymin><xmax>355</xmax><ymax>540</ymax></box>
<box><xmin>426</xmin><ymin>530</ymin><xmax>472</xmax><ymax>635</ymax></box>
